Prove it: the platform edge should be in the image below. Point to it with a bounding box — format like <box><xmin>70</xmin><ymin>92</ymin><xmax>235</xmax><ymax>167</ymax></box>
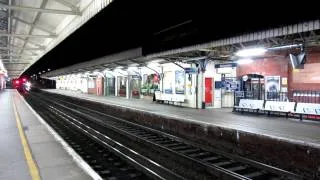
<box><xmin>46</xmin><ymin>90</ymin><xmax>320</xmax><ymax>149</ymax></box>
<box><xmin>18</xmin><ymin>93</ymin><xmax>103</xmax><ymax>180</ymax></box>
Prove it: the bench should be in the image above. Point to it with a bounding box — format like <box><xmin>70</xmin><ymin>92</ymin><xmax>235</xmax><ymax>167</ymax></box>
<box><xmin>234</xmin><ymin>99</ymin><xmax>264</xmax><ymax>114</ymax></box>
<box><xmin>295</xmin><ymin>102</ymin><xmax>320</xmax><ymax>120</ymax></box>
<box><xmin>170</xmin><ymin>94</ymin><xmax>185</xmax><ymax>105</ymax></box>
<box><xmin>155</xmin><ymin>91</ymin><xmax>185</xmax><ymax>106</ymax></box>
<box><xmin>264</xmin><ymin>101</ymin><xmax>295</xmax><ymax>118</ymax></box>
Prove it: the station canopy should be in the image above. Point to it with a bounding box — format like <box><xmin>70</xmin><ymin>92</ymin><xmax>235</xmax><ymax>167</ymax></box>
<box><xmin>0</xmin><ymin>0</ymin><xmax>111</xmax><ymax>78</ymax></box>
<box><xmin>43</xmin><ymin>19</ymin><xmax>320</xmax><ymax>78</ymax></box>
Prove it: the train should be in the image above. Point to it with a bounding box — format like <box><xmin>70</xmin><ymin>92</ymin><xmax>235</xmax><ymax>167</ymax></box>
<box><xmin>12</xmin><ymin>77</ymin><xmax>32</xmax><ymax>92</ymax></box>
<box><xmin>12</xmin><ymin>76</ymin><xmax>55</xmax><ymax>92</ymax></box>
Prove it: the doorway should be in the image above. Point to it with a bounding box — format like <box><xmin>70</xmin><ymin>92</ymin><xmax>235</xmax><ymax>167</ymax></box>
<box><xmin>105</xmin><ymin>77</ymin><xmax>115</xmax><ymax>96</ymax></box>
<box><xmin>240</xmin><ymin>74</ymin><xmax>264</xmax><ymax>100</ymax></box>
<box><xmin>205</xmin><ymin>78</ymin><xmax>213</xmax><ymax>106</ymax></box>
<box><xmin>96</xmin><ymin>77</ymin><xmax>104</xmax><ymax>96</ymax></box>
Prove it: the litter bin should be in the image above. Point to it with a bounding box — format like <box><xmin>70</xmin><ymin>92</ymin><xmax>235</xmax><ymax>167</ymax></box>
<box><xmin>201</xmin><ymin>102</ymin><xmax>206</xmax><ymax>109</ymax></box>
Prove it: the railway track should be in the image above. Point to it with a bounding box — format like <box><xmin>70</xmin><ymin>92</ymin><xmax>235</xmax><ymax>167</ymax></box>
<box><xmin>24</xmin><ymin>93</ymin><xmax>181</xmax><ymax>180</ymax></box>
<box><xmin>24</xmin><ymin>91</ymin><xmax>305</xmax><ymax>180</ymax></box>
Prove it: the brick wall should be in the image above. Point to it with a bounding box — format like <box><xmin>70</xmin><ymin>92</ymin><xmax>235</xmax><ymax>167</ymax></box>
<box><xmin>237</xmin><ymin>52</ymin><xmax>320</xmax><ymax>92</ymax></box>
<box><xmin>237</xmin><ymin>57</ymin><xmax>288</xmax><ymax>78</ymax></box>
<box><xmin>288</xmin><ymin>52</ymin><xmax>320</xmax><ymax>91</ymax></box>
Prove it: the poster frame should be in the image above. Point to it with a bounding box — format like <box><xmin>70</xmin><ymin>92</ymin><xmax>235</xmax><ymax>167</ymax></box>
<box><xmin>265</xmin><ymin>75</ymin><xmax>281</xmax><ymax>100</ymax></box>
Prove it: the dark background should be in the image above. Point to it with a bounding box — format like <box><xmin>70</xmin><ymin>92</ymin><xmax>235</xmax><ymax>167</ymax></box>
<box><xmin>23</xmin><ymin>0</ymin><xmax>320</xmax><ymax>75</ymax></box>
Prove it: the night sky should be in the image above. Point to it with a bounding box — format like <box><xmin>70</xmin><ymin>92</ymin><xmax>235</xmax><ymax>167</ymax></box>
<box><xmin>23</xmin><ymin>0</ymin><xmax>319</xmax><ymax>76</ymax></box>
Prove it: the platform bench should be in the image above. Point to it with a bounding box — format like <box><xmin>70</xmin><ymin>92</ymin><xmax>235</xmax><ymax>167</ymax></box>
<box><xmin>233</xmin><ymin>99</ymin><xmax>264</xmax><ymax>114</ymax></box>
<box><xmin>264</xmin><ymin>101</ymin><xmax>296</xmax><ymax>118</ymax></box>
<box><xmin>295</xmin><ymin>102</ymin><xmax>320</xmax><ymax>120</ymax></box>
<box><xmin>155</xmin><ymin>91</ymin><xmax>185</xmax><ymax>106</ymax></box>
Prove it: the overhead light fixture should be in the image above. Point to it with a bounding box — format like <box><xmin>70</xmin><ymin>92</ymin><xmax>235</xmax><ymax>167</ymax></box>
<box><xmin>237</xmin><ymin>58</ymin><xmax>253</xmax><ymax>65</ymax></box>
<box><xmin>268</xmin><ymin>44</ymin><xmax>303</xmax><ymax>50</ymax></box>
<box><xmin>0</xmin><ymin>60</ymin><xmax>6</xmax><ymax>72</ymax></box>
<box><xmin>128</xmin><ymin>63</ymin><xmax>139</xmax><ymax>67</ymax></box>
<box><xmin>115</xmin><ymin>66</ymin><xmax>123</xmax><ymax>69</ymax></box>
<box><xmin>128</xmin><ymin>66</ymin><xmax>137</xmax><ymax>71</ymax></box>
<box><xmin>147</xmin><ymin>62</ymin><xmax>160</xmax><ymax>67</ymax></box>
<box><xmin>235</xmin><ymin>47</ymin><xmax>267</xmax><ymax>57</ymax></box>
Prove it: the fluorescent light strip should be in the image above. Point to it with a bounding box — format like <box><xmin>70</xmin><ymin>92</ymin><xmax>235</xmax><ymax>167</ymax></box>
<box><xmin>235</xmin><ymin>48</ymin><xmax>267</xmax><ymax>57</ymax></box>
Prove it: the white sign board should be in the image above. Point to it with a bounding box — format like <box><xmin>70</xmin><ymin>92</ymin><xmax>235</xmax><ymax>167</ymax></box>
<box><xmin>264</xmin><ymin>101</ymin><xmax>295</xmax><ymax>112</ymax></box>
<box><xmin>239</xmin><ymin>99</ymin><xmax>264</xmax><ymax>109</ymax></box>
<box><xmin>296</xmin><ymin>103</ymin><xmax>320</xmax><ymax>115</ymax></box>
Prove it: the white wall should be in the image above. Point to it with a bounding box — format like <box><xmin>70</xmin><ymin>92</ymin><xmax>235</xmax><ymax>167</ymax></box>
<box><xmin>199</xmin><ymin>61</ymin><xmax>237</xmax><ymax>108</ymax></box>
<box><xmin>161</xmin><ymin>62</ymin><xmax>197</xmax><ymax>108</ymax></box>
<box><xmin>215</xmin><ymin>66</ymin><xmax>237</xmax><ymax>108</ymax></box>
<box><xmin>56</xmin><ymin>74</ymin><xmax>88</xmax><ymax>93</ymax></box>
<box><xmin>203</xmin><ymin>61</ymin><xmax>215</xmax><ymax>107</ymax></box>
<box><xmin>80</xmin><ymin>78</ymin><xmax>88</xmax><ymax>93</ymax></box>
<box><xmin>0</xmin><ymin>75</ymin><xmax>5</xmax><ymax>90</ymax></box>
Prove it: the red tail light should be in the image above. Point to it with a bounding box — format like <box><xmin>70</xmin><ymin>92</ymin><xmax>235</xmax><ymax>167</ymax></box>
<box><xmin>15</xmin><ymin>80</ymin><xmax>20</xmax><ymax>84</ymax></box>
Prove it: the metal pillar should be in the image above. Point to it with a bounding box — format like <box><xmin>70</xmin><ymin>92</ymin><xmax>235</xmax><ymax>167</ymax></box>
<box><xmin>198</xmin><ymin>59</ymin><xmax>209</xmax><ymax>109</ymax></box>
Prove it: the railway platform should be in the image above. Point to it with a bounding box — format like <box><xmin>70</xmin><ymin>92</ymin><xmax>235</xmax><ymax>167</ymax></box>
<box><xmin>0</xmin><ymin>89</ymin><xmax>95</xmax><ymax>180</ymax></box>
<box><xmin>44</xmin><ymin>89</ymin><xmax>320</xmax><ymax>145</ymax></box>
<box><xmin>42</xmin><ymin>89</ymin><xmax>320</xmax><ymax>178</ymax></box>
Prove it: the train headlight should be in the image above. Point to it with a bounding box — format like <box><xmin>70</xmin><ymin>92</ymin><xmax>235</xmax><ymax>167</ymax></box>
<box><xmin>25</xmin><ymin>82</ymin><xmax>31</xmax><ymax>87</ymax></box>
<box><xmin>25</xmin><ymin>82</ymin><xmax>32</xmax><ymax>91</ymax></box>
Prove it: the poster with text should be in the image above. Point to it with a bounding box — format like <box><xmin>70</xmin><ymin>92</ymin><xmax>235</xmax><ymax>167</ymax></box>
<box><xmin>175</xmin><ymin>70</ymin><xmax>185</xmax><ymax>94</ymax></box>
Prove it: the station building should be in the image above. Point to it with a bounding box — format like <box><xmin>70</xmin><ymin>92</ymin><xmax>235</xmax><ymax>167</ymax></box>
<box><xmin>43</xmin><ymin>25</ymin><xmax>320</xmax><ymax>109</ymax></box>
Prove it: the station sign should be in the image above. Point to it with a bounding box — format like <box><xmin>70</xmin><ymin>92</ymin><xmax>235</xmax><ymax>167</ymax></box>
<box><xmin>215</xmin><ymin>63</ymin><xmax>237</xmax><ymax>68</ymax></box>
<box><xmin>184</xmin><ymin>67</ymin><xmax>197</xmax><ymax>74</ymax></box>
<box><xmin>235</xmin><ymin>91</ymin><xmax>244</xmax><ymax>97</ymax></box>
<box><xmin>131</xmin><ymin>75</ymin><xmax>141</xmax><ymax>79</ymax></box>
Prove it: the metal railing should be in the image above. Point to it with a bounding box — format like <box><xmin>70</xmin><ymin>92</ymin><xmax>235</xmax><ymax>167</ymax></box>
<box><xmin>234</xmin><ymin>90</ymin><xmax>320</xmax><ymax>106</ymax></box>
<box><xmin>290</xmin><ymin>90</ymin><xmax>320</xmax><ymax>104</ymax></box>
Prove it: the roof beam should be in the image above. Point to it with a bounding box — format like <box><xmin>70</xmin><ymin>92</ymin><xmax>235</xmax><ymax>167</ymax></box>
<box><xmin>0</xmin><ymin>54</ymin><xmax>37</xmax><ymax>57</ymax></box>
<box><xmin>6</xmin><ymin>68</ymin><xmax>27</xmax><ymax>71</ymax></box>
<box><xmin>8</xmin><ymin>0</ymin><xmax>12</xmax><ymax>62</ymax></box>
<box><xmin>9</xmin><ymin>51</ymin><xmax>39</xmax><ymax>55</ymax></box>
<box><xmin>54</xmin><ymin>0</ymin><xmax>80</xmax><ymax>12</ymax></box>
<box><xmin>19</xmin><ymin>0</ymin><xmax>48</xmax><ymax>56</ymax></box>
<box><xmin>2</xmin><ymin>60</ymin><xmax>33</xmax><ymax>62</ymax></box>
<box><xmin>3</xmin><ymin>63</ymin><xmax>30</xmax><ymax>65</ymax></box>
<box><xmin>12</xmin><ymin>16</ymin><xmax>56</xmax><ymax>35</ymax></box>
<box><xmin>15</xmin><ymin>37</ymin><xmax>45</xmax><ymax>48</ymax></box>
<box><xmin>0</xmin><ymin>4</ymin><xmax>81</xmax><ymax>15</ymax></box>
<box><xmin>7</xmin><ymin>74</ymin><xmax>21</xmax><ymax>77</ymax></box>
<box><xmin>6</xmin><ymin>70</ymin><xmax>25</xmax><ymax>72</ymax></box>
<box><xmin>0</xmin><ymin>32</ymin><xmax>56</xmax><ymax>38</ymax></box>
<box><xmin>0</xmin><ymin>46</ymin><xmax>45</xmax><ymax>50</ymax></box>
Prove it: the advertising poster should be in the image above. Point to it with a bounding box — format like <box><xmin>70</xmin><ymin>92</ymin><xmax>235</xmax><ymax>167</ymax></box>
<box><xmin>175</xmin><ymin>70</ymin><xmax>185</xmax><ymax>94</ymax></box>
<box><xmin>164</xmin><ymin>71</ymin><xmax>173</xmax><ymax>94</ymax></box>
<box><xmin>265</xmin><ymin>76</ymin><xmax>280</xmax><ymax>100</ymax></box>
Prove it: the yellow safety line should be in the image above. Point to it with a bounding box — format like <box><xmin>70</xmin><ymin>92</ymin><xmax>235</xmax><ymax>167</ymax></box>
<box><xmin>12</xmin><ymin>98</ymin><xmax>41</xmax><ymax>180</ymax></box>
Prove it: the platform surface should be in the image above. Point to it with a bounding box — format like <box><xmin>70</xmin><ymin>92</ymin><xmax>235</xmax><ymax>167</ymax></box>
<box><xmin>0</xmin><ymin>89</ymin><xmax>91</xmax><ymax>180</ymax></box>
<box><xmin>44</xmin><ymin>89</ymin><xmax>320</xmax><ymax>146</ymax></box>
